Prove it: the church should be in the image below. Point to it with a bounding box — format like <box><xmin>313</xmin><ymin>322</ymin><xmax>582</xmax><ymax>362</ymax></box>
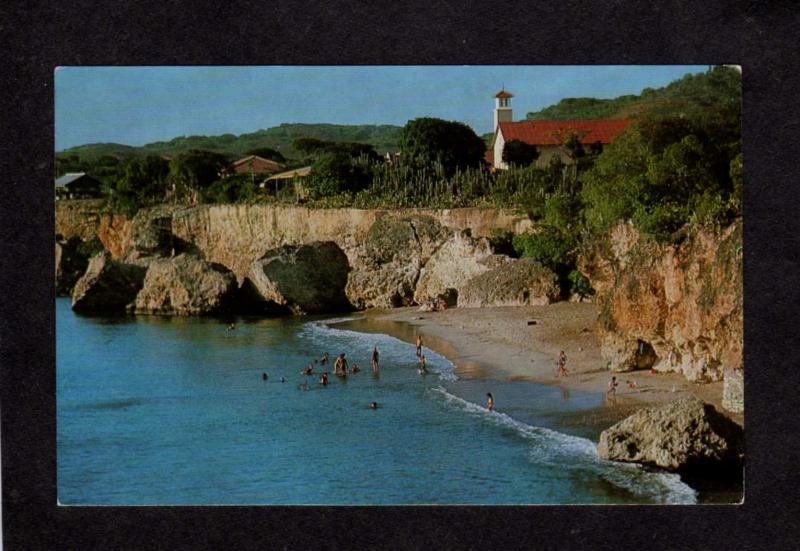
<box><xmin>489</xmin><ymin>90</ymin><xmax>631</xmax><ymax>170</ymax></box>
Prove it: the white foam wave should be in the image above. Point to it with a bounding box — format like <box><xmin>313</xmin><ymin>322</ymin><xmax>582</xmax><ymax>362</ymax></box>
<box><xmin>429</xmin><ymin>386</ymin><xmax>697</xmax><ymax>505</ymax></box>
<box><xmin>299</xmin><ymin>320</ymin><xmax>458</xmax><ymax>382</ymax></box>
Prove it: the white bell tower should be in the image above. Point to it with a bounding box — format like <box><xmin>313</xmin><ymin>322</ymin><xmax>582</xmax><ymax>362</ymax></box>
<box><xmin>494</xmin><ymin>89</ymin><xmax>513</xmax><ymax>130</ymax></box>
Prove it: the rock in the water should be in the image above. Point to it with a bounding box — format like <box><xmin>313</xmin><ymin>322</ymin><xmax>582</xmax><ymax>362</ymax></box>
<box><xmin>72</xmin><ymin>252</ymin><xmax>147</xmax><ymax>312</ymax></box>
<box><xmin>597</xmin><ymin>397</ymin><xmax>744</xmax><ymax>474</ymax></box>
<box><xmin>56</xmin><ymin>236</ymin><xmax>105</xmax><ymax>296</ymax></box>
<box><xmin>248</xmin><ymin>241</ymin><xmax>351</xmax><ymax>314</ymax></box>
<box><xmin>722</xmin><ymin>368</ymin><xmax>744</xmax><ymax>413</ymax></box>
<box><xmin>457</xmin><ymin>258</ymin><xmax>560</xmax><ymax>308</ymax></box>
<box><xmin>134</xmin><ymin>254</ymin><xmax>238</xmax><ymax>315</ymax></box>
<box><xmin>413</xmin><ymin>231</ymin><xmax>510</xmax><ymax>305</ymax></box>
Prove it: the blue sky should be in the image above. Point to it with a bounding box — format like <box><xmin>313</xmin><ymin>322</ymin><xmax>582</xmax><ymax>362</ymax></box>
<box><xmin>55</xmin><ymin>65</ymin><xmax>709</xmax><ymax>151</ymax></box>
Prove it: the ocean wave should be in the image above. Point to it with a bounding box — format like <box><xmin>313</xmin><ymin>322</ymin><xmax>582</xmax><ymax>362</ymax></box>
<box><xmin>429</xmin><ymin>386</ymin><xmax>697</xmax><ymax>505</ymax></box>
<box><xmin>300</xmin><ymin>320</ymin><xmax>458</xmax><ymax>382</ymax></box>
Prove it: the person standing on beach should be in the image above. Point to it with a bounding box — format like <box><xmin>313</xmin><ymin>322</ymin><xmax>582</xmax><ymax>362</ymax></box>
<box><xmin>556</xmin><ymin>351</ymin><xmax>569</xmax><ymax>377</ymax></box>
<box><xmin>371</xmin><ymin>346</ymin><xmax>380</xmax><ymax>372</ymax></box>
<box><xmin>607</xmin><ymin>376</ymin><xmax>618</xmax><ymax>398</ymax></box>
<box><xmin>487</xmin><ymin>393</ymin><xmax>494</xmax><ymax>412</ymax></box>
<box><xmin>416</xmin><ymin>335</ymin><xmax>424</xmax><ymax>358</ymax></box>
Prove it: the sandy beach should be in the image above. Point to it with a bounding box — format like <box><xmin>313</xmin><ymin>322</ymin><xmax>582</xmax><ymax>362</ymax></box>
<box><xmin>337</xmin><ymin>302</ymin><xmax>743</xmax><ymax>431</ymax></box>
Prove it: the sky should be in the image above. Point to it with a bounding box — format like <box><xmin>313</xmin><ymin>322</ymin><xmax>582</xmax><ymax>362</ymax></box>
<box><xmin>55</xmin><ymin>65</ymin><xmax>710</xmax><ymax>151</ymax></box>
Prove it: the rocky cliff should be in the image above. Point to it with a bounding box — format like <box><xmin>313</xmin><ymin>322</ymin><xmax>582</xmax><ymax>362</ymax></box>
<box><xmin>57</xmin><ymin>202</ymin><xmax>542</xmax><ymax>310</ymax></box>
<box><xmin>579</xmin><ymin>220</ymin><xmax>743</xmax><ymax>400</ymax></box>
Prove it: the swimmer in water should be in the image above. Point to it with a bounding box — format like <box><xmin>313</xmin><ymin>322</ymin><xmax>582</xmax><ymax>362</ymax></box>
<box><xmin>418</xmin><ymin>354</ymin><xmax>427</xmax><ymax>374</ymax></box>
<box><xmin>334</xmin><ymin>353</ymin><xmax>348</xmax><ymax>376</ymax></box>
<box><xmin>262</xmin><ymin>373</ymin><xmax>267</xmax><ymax>381</ymax></box>
<box><xmin>320</xmin><ymin>352</ymin><xmax>329</xmax><ymax>366</ymax></box>
<box><xmin>487</xmin><ymin>392</ymin><xmax>494</xmax><ymax>411</ymax></box>
<box><xmin>319</xmin><ymin>372</ymin><xmax>329</xmax><ymax>386</ymax></box>
<box><xmin>350</xmin><ymin>362</ymin><xmax>360</xmax><ymax>374</ymax></box>
<box><xmin>369</xmin><ymin>401</ymin><xmax>379</xmax><ymax>409</ymax></box>
<box><xmin>280</xmin><ymin>376</ymin><xmax>285</xmax><ymax>383</ymax></box>
<box><xmin>416</xmin><ymin>335</ymin><xmax>423</xmax><ymax>358</ymax></box>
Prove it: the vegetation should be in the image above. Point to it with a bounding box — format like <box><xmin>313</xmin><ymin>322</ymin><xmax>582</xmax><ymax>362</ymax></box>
<box><xmin>502</xmin><ymin>140</ymin><xmax>539</xmax><ymax>167</ymax></box>
<box><xmin>108</xmin><ymin>156</ymin><xmax>170</xmax><ymax>213</ymax></box>
<box><xmin>399</xmin><ymin>118</ymin><xmax>487</xmax><ymax>174</ymax></box>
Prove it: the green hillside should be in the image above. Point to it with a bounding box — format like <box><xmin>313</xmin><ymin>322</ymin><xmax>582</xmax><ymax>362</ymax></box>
<box><xmin>58</xmin><ymin>123</ymin><xmax>403</xmax><ymax>163</ymax></box>
<box><xmin>526</xmin><ymin>66</ymin><xmax>741</xmax><ymax>121</ymax></box>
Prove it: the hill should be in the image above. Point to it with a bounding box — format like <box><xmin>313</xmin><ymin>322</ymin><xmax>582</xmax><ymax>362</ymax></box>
<box><xmin>58</xmin><ymin>123</ymin><xmax>403</xmax><ymax>162</ymax></box>
<box><xmin>526</xmin><ymin>66</ymin><xmax>741</xmax><ymax>121</ymax></box>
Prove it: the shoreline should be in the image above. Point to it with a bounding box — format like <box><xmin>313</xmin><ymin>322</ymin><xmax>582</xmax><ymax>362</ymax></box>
<box><xmin>334</xmin><ymin>302</ymin><xmax>743</xmax><ymax>432</ymax></box>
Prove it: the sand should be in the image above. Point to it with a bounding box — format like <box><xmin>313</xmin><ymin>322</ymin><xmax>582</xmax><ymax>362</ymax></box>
<box><xmin>339</xmin><ymin>302</ymin><xmax>743</xmax><ymax>430</ymax></box>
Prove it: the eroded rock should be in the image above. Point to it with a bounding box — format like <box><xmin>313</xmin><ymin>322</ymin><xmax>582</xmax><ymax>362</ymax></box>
<box><xmin>457</xmin><ymin>258</ymin><xmax>560</xmax><ymax>308</ymax></box>
<box><xmin>134</xmin><ymin>254</ymin><xmax>238</xmax><ymax>315</ymax></box>
<box><xmin>597</xmin><ymin>397</ymin><xmax>744</xmax><ymax>474</ymax></box>
<box><xmin>346</xmin><ymin>215</ymin><xmax>450</xmax><ymax>309</ymax></box>
<box><xmin>722</xmin><ymin>368</ymin><xmax>744</xmax><ymax>413</ymax></box>
<box><xmin>72</xmin><ymin>252</ymin><xmax>147</xmax><ymax>312</ymax></box>
<box><xmin>413</xmin><ymin>231</ymin><xmax>510</xmax><ymax>305</ymax></box>
<box><xmin>248</xmin><ymin>241</ymin><xmax>351</xmax><ymax>314</ymax></box>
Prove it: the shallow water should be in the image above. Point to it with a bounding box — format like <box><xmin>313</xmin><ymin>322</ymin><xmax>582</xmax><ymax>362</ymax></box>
<box><xmin>57</xmin><ymin>298</ymin><xmax>696</xmax><ymax>505</ymax></box>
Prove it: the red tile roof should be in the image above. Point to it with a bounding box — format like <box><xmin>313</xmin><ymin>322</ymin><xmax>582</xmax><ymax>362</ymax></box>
<box><xmin>498</xmin><ymin>119</ymin><xmax>631</xmax><ymax>146</ymax></box>
<box><xmin>495</xmin><ymin>90</ymin><xmax>514</xmax><ymax>98</ymax></box>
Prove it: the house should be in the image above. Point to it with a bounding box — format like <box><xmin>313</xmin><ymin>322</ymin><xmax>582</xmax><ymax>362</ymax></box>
<box><xmin>261</xmin><ymin>166</ymin><xmax>312</xmax><ymax>197</ymax></box>
<box><xmin>490</xmin><ymin>90</ymin><xmax>631</xmax><ymax>170</ymax></box>
<box><xmin>55</xmin><ymin>172</ymin><xmax>103</xmax><ymax>199</ymax></box>
<box><xmin>229</xmin><ymin>155</ymin><xmax>285</xmax><ymax>175</ymax></box>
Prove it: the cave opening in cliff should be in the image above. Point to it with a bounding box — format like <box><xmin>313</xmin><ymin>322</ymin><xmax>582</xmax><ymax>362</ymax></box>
<box><xmin>635</xmin><ymin>339</ymin><xmax>658</xmax><ymax>370</ymax></box>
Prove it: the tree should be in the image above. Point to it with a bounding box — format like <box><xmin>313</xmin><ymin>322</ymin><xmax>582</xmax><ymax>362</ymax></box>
<box><xmin>111</xmin><ymin>155</ymin><xmax>170</xmax><ymax>212</ymax></box>
<box><xmin>399</xmin><ymin>117</ymin><xmax>486</xmax><ymax>174</ymax></box>
<box><xmin>167</xmin><ymin>150</ymin><xmax>230</xmax><ymax>203</ymax></box>
<box><xmin>245</xmin><ymin>147</ymin><xmax>286</xmax><ymax>163</ymax></box>
<box><xmin>304</xmin><ymin>151</ymin><xmax>371</xmax><ymax>199</ymax></box>
<box><xmin>502</xmin><ymin>139</ymin><xmax>540</xmax><ymax>167</ymax></box>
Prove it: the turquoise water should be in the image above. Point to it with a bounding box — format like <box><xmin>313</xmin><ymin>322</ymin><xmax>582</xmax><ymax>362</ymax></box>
<box><xmin>56</xmin><ymin>298</ymin><xmax>696</xmax><ymax>505</ymax></box>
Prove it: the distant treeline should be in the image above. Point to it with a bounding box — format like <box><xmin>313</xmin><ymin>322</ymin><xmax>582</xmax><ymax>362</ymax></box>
<box><xmin>526</xmin><ymin>66</ymin><xmax>740</xmax><ymax>121</ymax></box>
<box><xmin>56</xmin><ymin>123</ymin><xmax>403</xmax><ymax>170</ymax></box>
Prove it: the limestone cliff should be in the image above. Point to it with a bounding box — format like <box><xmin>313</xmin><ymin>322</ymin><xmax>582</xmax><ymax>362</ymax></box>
<box><xmin>579</xmin><ymin>220</ymin><xmax>743</xmax><ymax>394</ymax></box>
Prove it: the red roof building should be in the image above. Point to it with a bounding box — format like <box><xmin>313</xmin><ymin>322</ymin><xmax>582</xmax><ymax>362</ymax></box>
<box><xmin>497</xmin><ymin>119</ymin><xmax>631</xmax><ymax>147</ymax></box>
<box><xmin>490</xmin><ymin>88</ymin><xmax>631</xmax><ymax>169</ymax></box>
<box><xmin>230</xmin><ymin>155</ymin><xmax>285</xmax><ymax>175</ymax></box>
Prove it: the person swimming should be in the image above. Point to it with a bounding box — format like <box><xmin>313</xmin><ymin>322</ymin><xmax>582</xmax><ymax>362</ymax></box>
<box><xmin>350</xmin><ymin>362</ymin><xmax>360</xmax><ymax>374</ymax></box>
<box><xmin>334</xmin><ymin>353</ymin><xmax>348</xmax><ymax>376</ymax></box>
<box><xmin>319</xmin><ymin>372</ymin><xmax>329</xmax><ymax>386</ymax></box>
<box><xmin>320</xmin><ymin>352</ymin><xmax>329</xmax><ymax>366</ymax></box>
<box><xmin>280</xmin><ymin>376</ymin><xmax>285</xmax><ymax>383</ymax></box>
<box><xmin>262</xmin><ymin>373</ymin><xmax>268</xmax><ymax>381</ymax></box>
<box><xmin>369</xmin><ymin>401</ymin><xmax>379</xmax><ymax>410</ymax></box>
<box><xmin>486</xmin><ymin>392</ymin><xmax>494</xmax><ymax>411</ymax></box>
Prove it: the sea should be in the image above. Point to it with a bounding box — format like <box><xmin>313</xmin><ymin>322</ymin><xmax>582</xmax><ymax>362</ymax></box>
<box><xmin>57</xmin><ymin>298</ymin><xmax>698</xmax><ymax>505</ymax></box>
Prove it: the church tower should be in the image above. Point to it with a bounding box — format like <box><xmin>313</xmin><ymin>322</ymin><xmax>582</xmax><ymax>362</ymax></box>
<box><xmin>494</xmin><ymin>89</ymin><xmax>513</xmax><ymax>130</ymax></box>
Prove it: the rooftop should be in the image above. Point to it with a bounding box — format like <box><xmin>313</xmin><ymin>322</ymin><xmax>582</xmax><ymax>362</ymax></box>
<box><xmin>498</xmin><ymin>119</ymin><xmax>631</xmax><ymax>146</ymax></box>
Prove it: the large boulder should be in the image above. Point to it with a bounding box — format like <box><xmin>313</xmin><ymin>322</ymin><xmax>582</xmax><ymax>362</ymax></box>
<box><xmin>413</xmin><ymin>231</ymin><xmax>511</xmax><ymax>305</ymax></box>
<box><xmin>597</xmin><ymin>397</ymin><xmax>744</xmax><ymax>475</ymax></box>
<box><xmin>72</xmin><ymin>252</ymin><xmax>147</xmax><ymax>312</ymax></box>
<box><xmin>457</xmin><ymin>258</ymin><xmax>560</xmax><ymax>308</ymax></box>
<box><xmin>346</xmin><ymin>215</ymin><xmax>450</xmax><ymax>308</ymax></box>
<box><xmin>134</xmin><ymin>254</ymin><xmax>238</xmax><ymax>315</ymax></box>
<box><xmin>248</xmin><ymin>241</ymin><xmax>352</xmax><ymax>314</ymax></box>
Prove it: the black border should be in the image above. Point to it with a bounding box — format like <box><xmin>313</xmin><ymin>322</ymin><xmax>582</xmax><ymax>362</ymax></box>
<box><xmin>3</xmin><ymin>0</ymin><xmax>800</xmax><ymax>548</ymax></box>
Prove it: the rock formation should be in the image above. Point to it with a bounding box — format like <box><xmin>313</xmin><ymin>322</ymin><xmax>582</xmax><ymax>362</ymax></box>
<box><xmin>134</xmin><ymin>254</ymin><xmax>238</xmax><ymax>315</ymax></box>
<box><xmin>346</xmin><ymin>215</ymin><xmax>450</xmax><ymax>308</ymax></box>
<box><xmin>722</xmin><ymin>368</ymin><xmax>744</xmax><ymax>414</ymax></box>
<box><xmin>71</xmin><ymin>252</ymin><xmax>147</xmax><ymax>313</ymax></box>
<box><xmin>579</xmin><ymin>220</ymin><xmax>742</xmax><ymax>385</ymax></box>
<box><xmin>413</xmin><ymin>231</ymin><xmax>511</xmax><ymax>305</ymax></box>
<box><xmin>457</xmin><ymin>258</ymin><xmax>560</xmax><ymax>308</ymax></box>
<box><xmin>248</xmin><ymin>241</ymin><xmax>352</xmax><ymax>314</ymax></box>
<box><xmin>597</xmin><ymin>397</ymin><xmax>744</xmax><ymax>475</ymax></box>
